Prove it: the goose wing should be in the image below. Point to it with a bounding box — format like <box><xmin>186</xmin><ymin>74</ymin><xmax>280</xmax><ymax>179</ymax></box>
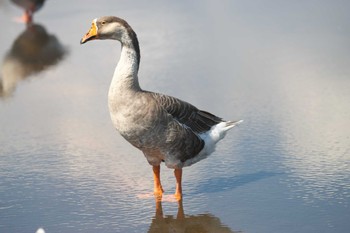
<box><xmin>151</xmin><ymin>92</ymin><xmax>223</xmax><ymax>134</ymax></box>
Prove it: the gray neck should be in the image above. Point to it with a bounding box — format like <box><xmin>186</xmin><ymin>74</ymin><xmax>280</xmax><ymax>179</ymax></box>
<box><xmin>109</xmin><ymin>36</ymin><xmax>141</xmax><ymax>98</ymax></box>
<box><xmin>115</xmin><ymin>43</ymin><xmax>140</xmax><ymax>89</ymax></box>
<box><xmin>108</xmin><ymin>43</ymin><xmax>141</xmax><ymax>115</ymax></box>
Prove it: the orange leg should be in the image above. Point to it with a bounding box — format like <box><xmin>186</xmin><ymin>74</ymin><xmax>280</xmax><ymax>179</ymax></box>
<box><xmin>153</xmin><ymin>165</ymin><xmax>164</xmax><ymax>197</ymax></box>
<box><xmin>174</xmin><ymin>168</ymin><xmax>183</xmax><ymax>201</ymax></box>
<box><xmin>22</xmin><ymin>10</ymin><xmax>33</xmax><ymax>24</ymax></box>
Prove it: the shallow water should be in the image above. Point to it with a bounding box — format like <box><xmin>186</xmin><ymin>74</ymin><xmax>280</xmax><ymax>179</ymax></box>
<box><xmin>1</xmin><ymin>1</ymin><xmax>350</xmax><ymax>232</ymax></box>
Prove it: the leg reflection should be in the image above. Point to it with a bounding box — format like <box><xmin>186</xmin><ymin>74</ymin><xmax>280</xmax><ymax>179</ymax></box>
<box><xmin>148</xmin><ymin>198</ymin><xmax>239</xmax><ymax>233</ymax></box>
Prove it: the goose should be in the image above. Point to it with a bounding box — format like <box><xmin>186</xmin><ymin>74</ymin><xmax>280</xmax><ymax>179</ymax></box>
<box><xmin>11</xmin><ymin>0</ymin><xmax>45</xmax><ymax>24</ymax></box>
<box><xmin>80</xmin><ymin>16</ymin><xmax>242</xmax><ymax>201</ymax></box>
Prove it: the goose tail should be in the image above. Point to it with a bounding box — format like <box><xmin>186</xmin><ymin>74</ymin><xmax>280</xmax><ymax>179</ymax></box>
<box><xmin>198</xmin><ymin>119</ymin><xmax>243</xmax><ymax>154</ymax></box>
<box><xmin>184</xmin><ymin>119</ymin><xmax>243</xmax><ymax>167</ymax></box>
<box><xmin>224</xmin><ymin>119</ymin><xmax>243</xmax><ymax>131</ymax></box>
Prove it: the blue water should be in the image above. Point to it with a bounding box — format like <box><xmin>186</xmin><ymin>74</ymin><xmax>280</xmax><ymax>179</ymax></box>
<box><xmin>1</xmin><ymin>1</ymin><xmax>349</xmax><ymax>232</ymax></box>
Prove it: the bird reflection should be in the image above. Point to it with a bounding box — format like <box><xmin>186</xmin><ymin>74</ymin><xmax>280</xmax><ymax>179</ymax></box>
<box><xmin>11</xmin><ymin>0</ymin><xmax>45</xmax><ymax>24</ymax></box>
<box><xmin>148</xmin><ymin>199</ymin><xmax>240</xmax><ymax>233</ymax></box>
<box><xmin>0</xmin><ymin>23</ymin><xmax>66</xmax><ymax>98</ymax></box>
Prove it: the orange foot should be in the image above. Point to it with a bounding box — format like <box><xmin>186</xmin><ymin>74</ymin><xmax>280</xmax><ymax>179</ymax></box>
<box><xmin>137</xmin><ymin>192</ymin><xmax>182</xmax><ymax>202</ymax></box>
<box><xmin>13</xmin><ymin>11</ymin><xmax>32</xmax><ymax>24</ymax></box>
<box><xmin>137</xmin><ymin>192</ymin><xmax>155</xmax><ymax>199</ymax></box>
<box><xmin>154</xmin><ymin>186</ymin><xmax>164</xmax><ymax>197</ymax></box>
<box><xmin>174</xmin><ymin>192</ymin><xmax>182</xmax><ymax>201</ymax></box>
<box><xmin>136</xmin><ymin>187</ymin><xmax>164</xmax><ymax>200</ymax></box>
<box><xmin>154</xmin><ymin>186</ymin><xmax>164</xmax><ymax>201</ymax></box>
<box><xmin>161</xmin><ymin>193</ymin><xmax>182</xmax><ymax>203</ymax></box>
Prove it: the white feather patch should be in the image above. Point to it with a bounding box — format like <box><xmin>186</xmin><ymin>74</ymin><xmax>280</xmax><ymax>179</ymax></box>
<box><xmin>199</xmin><ymin>122</ymin><xmax>228</xmax><ymax>154</ymax></box>
<box><xmin>182</xmin><ymin>121</ymin><xmax>237</xmax><ymax>167</ymax></box>
<box><xmin>93</xmin><ymin>18</ymin><xmax>98</xmax><ymax>29</ymax></box>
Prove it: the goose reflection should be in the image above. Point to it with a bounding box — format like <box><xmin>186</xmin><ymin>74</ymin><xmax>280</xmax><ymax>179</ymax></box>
<box><xmin>148</xmin><ymin>199</ymin><xmax>240</xmax><ymax>233</ymax></box>
<box><xmin>0</xmin><ymin>23</ymin><xmax>66</xmax><ymax>98</ymax></box>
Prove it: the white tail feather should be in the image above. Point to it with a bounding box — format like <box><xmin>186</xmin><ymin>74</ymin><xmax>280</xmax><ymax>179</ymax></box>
<box><xmin>200</xmin><ymin>120</ymin><xmax>243</xmax><ymax>154</ymax></box>
<box><xmin>225</xmin><ymin>120</ymin><xmax>243</xmax><ymax>130</ymax></box>
<box><xmin>183</xmin><ymin>120</ymin><xmax>242</xmax><ymax>167</ymax></box>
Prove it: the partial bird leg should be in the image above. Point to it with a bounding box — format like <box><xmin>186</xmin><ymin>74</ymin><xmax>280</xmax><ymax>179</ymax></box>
<box><xmin>176</xmin><ymin>199</ymin><xmax>185</xmax><ymax>219</ymax></box>
<box><xmin>153</xmin><ymin>165</ymin><xmax>164</xmax><ymax>198</ymax></box>
<box><xmin>20</xmin><ymin>10</ymin><xmax>33</xmax><ymax>24</ymax></box>
<box><xmin>13</xmin><ymin>10</ymin><xmax>32</xmax><ymax>24</ymax></box>
<box><xmin>154</xmin><ymin>198</ymin><xmax>164</xmax><ymax>220</ymax></box>
<box><xmin>174</xmin><ymin>168</ymin><xmax>183</xmax><ymax>201</ymax></box>
<box><xmin>24</xmin><ymin>10</ymin><xmax>33</xmax><ymax>24</ymax></box>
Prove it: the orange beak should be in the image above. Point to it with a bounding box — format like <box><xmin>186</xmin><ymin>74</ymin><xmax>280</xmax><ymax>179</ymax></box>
<box><xmin>80</xmin><ymin>21</ymin><xmax>98</xmax><ymax>44</ymax></box>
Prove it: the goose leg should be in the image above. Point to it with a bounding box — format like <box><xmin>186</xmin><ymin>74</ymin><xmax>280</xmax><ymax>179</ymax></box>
<box><xmin>174</xmin><ymin>168</ymin><xmax>183</xmax><ymax>200</ymax></box>
<box><xmin>15</xmin><ymin>10</ymin><xmax>32</xmax><ymax>24</ymax></box>
<box><xmin>153</xmin><ymin>165</ymin><xmax>164</xmax><ymax>197</ymax></box>
<box><xmin>23</xmin><ymin>10</ymin><xmax>33</xmax><ymax>24</ymax></box>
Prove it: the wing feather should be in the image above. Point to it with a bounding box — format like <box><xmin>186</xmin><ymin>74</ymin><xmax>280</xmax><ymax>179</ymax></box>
<box><xmin>150</xmin><ymin>92</ymin><xmax>223</xmax><ymax>134</ymax></box>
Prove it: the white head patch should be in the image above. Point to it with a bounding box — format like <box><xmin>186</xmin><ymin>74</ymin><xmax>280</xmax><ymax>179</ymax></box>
<box><xmin>93</xmin><ymin>18</ymin><xmax>98</xmax><ymax>30</ymax></box>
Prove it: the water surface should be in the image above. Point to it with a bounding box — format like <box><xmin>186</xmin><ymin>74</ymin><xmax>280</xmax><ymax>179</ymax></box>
<box><xmin>1</xmin><ymin>1</ymin><xmax>349</xmax><ymax>232</ymax></box>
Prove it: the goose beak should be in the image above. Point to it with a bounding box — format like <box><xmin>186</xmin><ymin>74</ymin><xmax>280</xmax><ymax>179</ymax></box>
<box><xmin>80</xmin><ymin>21</ymin><xmax>98</xmax><ymax>44</ymax></box>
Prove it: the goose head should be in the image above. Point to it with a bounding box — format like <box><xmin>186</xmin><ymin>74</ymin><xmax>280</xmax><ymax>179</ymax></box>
<box><xmin>80</xmin><ymin>16</ymin><xmax>134</xmax><ymax>44</ymax></box>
